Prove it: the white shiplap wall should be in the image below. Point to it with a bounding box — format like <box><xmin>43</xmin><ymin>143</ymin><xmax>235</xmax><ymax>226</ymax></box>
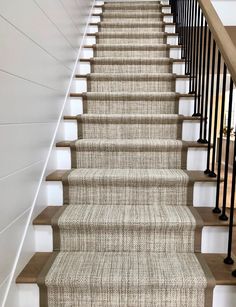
<box><xmin>0</xmin><ymin>0</ymin><xmax>93</xmax><ymax>305</ymax></box>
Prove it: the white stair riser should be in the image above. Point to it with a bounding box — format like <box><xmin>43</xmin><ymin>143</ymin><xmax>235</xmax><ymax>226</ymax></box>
<box><xmin>194</xmin><ymin>182</ymin><xmax>216</xmax><ymax>207</ymax></box>
<box><xmin>84</xmin><ymin>34</ymin><xmax>179</xmax><ymax>46</ymax></box>
<box><xmin>55</xmin><ymin>146</ymin><xmax>207</xmax><ymax>171</ymax></box>
<box><xmin>72</xmin><ymin>77</ymin><xmax>189</xmax><ymax>93</ymax></box>
<box><xmin>201</xmin><ymin>226</ymin><xmax>229</xmax><ymax>253</ymax></box>
<box><xmin>34</xmin><ymin>225</ymin><xmax>53</xmax><ymax>252</ymax></box>
<box><xmin>162</xmin><ymin>7</ymin><xmax>171</xmax><ymax>14</ymax></box>
<box><xmin>80</xmin><ymin>46</ymin><xmax>182</xmax><ymax>59</ymax></box>
<box><xmin>17</xmin><ymin>284</ymin><xmax>39</xmax><ymax>307</ymax></box>
<box><xmin>16</xmin><ymin>283</ymin><xmax>236</xmax><ymax>307</ymax></box>
<box><xmin>46</xmin><ymin>180</ymin><xmax>217</xmax><ymax>208</ymax></box>
<box><xmin>179</xmin><ymin>97</ymin><xmax>194</xmax><ymax>116</ymax></box>
<box><xmin>182</xmin><ymin>121</ymin><xmax>200</xmax><ymax>141</ymax></box>
<box><xmin>213</xmin><ymin>286</ymin><xmax>236</xmax><ymax>307</ymax></box>
<box><xmin>34</xmin><ymin>225</ymin><xmax>226</xmax><ymax>254</ymax></box>
<box><xmin>67</xmin><ymin>96</ymin><xmax>194</xmax><ymax>116</ymax></box>
<box><xmin>77</xmin><ymin>61</ymin><xmax>185</xmax><ymax>74</ymax></box>
<box><xmin>87</xmin><ymin>24</ymin><xmax>176</xmax><ymax>33</ymax></box>
<box><xmin>90</xmin><ymin>15</ymin><xmax>173</xmax><ymax>23</ymax></box>
<box><xmin>62</xmin><ymin>119</ymin><xmax>201</xmax><ymax>141</ymax></box>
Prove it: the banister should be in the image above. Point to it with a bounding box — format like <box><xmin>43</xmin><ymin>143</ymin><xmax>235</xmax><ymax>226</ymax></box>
<box><xmin>198</xmin><ymin>0</ymin><xmax>236</xmax><ymax>84</ymax></box>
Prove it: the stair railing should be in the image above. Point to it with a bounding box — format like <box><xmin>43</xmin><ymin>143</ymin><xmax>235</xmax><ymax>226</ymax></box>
<box><xmin>169</xmin><ymin>0</ymin><xmax>236</xmax><ymax>276</ymax></box>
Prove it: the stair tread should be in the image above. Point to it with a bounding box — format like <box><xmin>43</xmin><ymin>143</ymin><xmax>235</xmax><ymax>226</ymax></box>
<box><xmin>16</xmin><ymin>252</ymin><xmax>52</xmax><ymax>284</ymax></box>
<box><xmin>80</xmin><ymin>57</ymin><xmax>185</xmax><ymax>63</ymax></box>
<box><xmin>87</xmin><ymin>32</ymin><xmax>178</xmax><ymax>37</ymax></box>
<box><xmin>64</xmin><ymin>114</ymin><xmax>200</xmax><ymax>121</ymax></box>
<box><xmin>54</xmin><ymin>204</ymin><xmax>197</xmax><ymax>226</ymax></box>
<box><xmin>84</xmin><ymin>44</ymin><xmax>179</xmax><ymax>48</ymax></box>
<box><xmin>70</xmin><ymin>92</ymin><xmax>193</xmax><ymax>98</ymax></box>
<box><xmin>33</xmin><ymin>206</ymin><xmax>236</xmax><ymax>227</ymax></box>
<box><xmin>46</xmin><ymin>169</ymin><xmax>219</xmax><ymax>183</ymax></box>
<box><xmin>56</xmin><ymin>139</ymin><xmax>209</xmax><ymax>149</ymax></box>
<box><xmin>43</xmin><ymin>252</ymin><xmax>208</xmax><ymax>287</ymax></box>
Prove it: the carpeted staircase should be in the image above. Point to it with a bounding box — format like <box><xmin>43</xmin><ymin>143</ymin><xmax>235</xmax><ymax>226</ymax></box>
<box><xmin>38</xmin><ymin>1</ymin><xmax>215</xmax><ymax>306</ymax></box>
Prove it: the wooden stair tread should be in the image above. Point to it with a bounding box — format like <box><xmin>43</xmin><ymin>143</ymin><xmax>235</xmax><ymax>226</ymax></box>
<box><xmin>63</xmin><ymin>115</ymin><xmax>201</xmax><ymax>121</ymax></box>
<box><xmin>33</xmin><ymin>206</ymin><xmax>236</xmax><ymax>227</ymax></box>
<box><xmin>75</xmin><ymin>73</ymin><xmax>188</xmax><ymax>79</ymax></box>
<box><xmin>16</xmin><ymin>252</ymin><xmax>52</xmax><ymax>284</ymax></box>
<box><xmin>16</xmin><ymin>252</ymin><xmax>236</xmax><ymax>285</ymax></box>
<box><xmin>86</xmin><ymin>32</ymin><xmax>179</xmax><ymax>37</ymax></box>
<box><xmin>70</xmin><ymin>92</ymin><xmax>194</xmax><ymax>98</ymax></box>
<box><xmin>46</xmin><ymin>169</ymin><xmax>220</xmax><ymax>182</ymax></box>
<box><xmin>203</xmin><ymin>254</ymin><xmax>236</xmax><ymax>285</ymax></box>
<box><xmin>55</xmin><ymin>140</ymin><xmax>209</xmax><ymax>149</ymax></box>
<box><xmin>79</xmin><ymin>58</ymin><xmax>185</xmax><ymax>63</ymax></box>
<box><xmin>83</xmin><ymin>44</ymin><xmax>182</xmax><ymax>48</ymax></box>
<box><xmin>195</xmin><ymin>207</ymin><xmax>236</xmax><ymax>227</ymax></box>
<box><xmin>92</xmin><ymin>13</ymin><xmax>173</xmax><ymax>17</ymax></box>
<box><xmin>89</xmin><ymin>22</ymin><xmax>176</xmax><ymax>26</ymax></box>
<box><xmin>33</xmin><ymin>206</ymin><xmax>61</xmax><ymax>225</ymax></box>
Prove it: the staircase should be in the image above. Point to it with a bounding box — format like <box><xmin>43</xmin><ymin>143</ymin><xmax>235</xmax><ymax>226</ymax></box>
<box><xmin>15</xmin><ymin>1</ymin><xmax>236</xmax><ymax>307</ymax></box>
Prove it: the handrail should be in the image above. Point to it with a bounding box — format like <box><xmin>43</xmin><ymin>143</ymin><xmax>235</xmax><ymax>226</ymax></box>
<box><xmin>169</xmin><ymin>0</ymin><xmax>236</xmax><ymax>278</ymax></box>
<box><xmin>198</xmin><ymin>0</ymin><xmax>236</xmax><ymax>84</ymax></box>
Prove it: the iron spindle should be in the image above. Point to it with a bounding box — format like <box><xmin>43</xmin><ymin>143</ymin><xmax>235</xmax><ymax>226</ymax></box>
<box><xmin>215</xmin><ymin>64</ymin><xmax>227</xmax><ymax>214</ymax></box>
<box><xmin>224</xmin><ymin>82</ymin><xmax>235</xmax><ymax>266</ymax></box>
<box><xmin>219</xmin><ymin>78</ymin><xmax>234</xmax><ymax>221</ymax></box>
<box><xmin>190</xmin><ymin>0</ymin><xmax>198</xmax><ymax>94</ymax></box>
<box><xmin>210</xmin><ymin>51</ymin><xmax>221</xmax><ymax>182</ymax></box>
<box><xmin>198</xmin><ymin>19</ymin><xmax>208</xmax><ymax>143</ymax></box>
<box><xmin>193</xmin><ymin>5</ymin><xmax>201</xmax><ymax>116</ymax></box>
<box><xmin>203</xmin><ymin>29</ymin><xmax>212</xmax><ymax>143</ymax></box>
<box><xmin>205</xmin><ymin>40</ymin><xmax>216</xmax><ymax>175</ymax></box>
<box><xmin>196</xmin><ymin>12</ymin><xmax>204</xmax><ymax>116</ymax></box>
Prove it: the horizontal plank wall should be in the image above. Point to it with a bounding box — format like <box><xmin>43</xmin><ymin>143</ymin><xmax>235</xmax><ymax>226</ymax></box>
<box><xmin>0</xmin><ymin>0</ymin><xmax>93</xmax><ymax>305</ymax></box>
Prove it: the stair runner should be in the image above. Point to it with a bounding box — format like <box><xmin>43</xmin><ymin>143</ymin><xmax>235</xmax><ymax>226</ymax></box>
<box><xmin>38</xmin><ymin>1</ymin><xmax>215</xmax><ymax>306</ymax></box>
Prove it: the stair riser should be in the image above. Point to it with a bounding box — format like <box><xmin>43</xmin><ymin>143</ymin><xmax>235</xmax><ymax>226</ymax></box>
<box><xmin>87</xmin><ymin>24</ymin><xmax>176</xmax><ymax>34</ymax></box>
<box><xmin>56</xmin><ymin>146</ymin><xmax>207</xmax><ymax>170</ymax></box>
<box><xmin>34</xmin><ymin>224</ymin><xmax>227</xmax><ymax>254</ymax></box>
<box><xmin>46</xmin><ymin>181</ymin><xmax>216</xmax><ymax>208</ymax></box>
<box><xmin>84</xmin><ymin>34</ymin><xmax>179</xmax><ymax>45</ymax></box>
<box><xmin>92</xmin><ymin>7</ymin><xmax>172</xmax><ymax>15</ymax></box>
<box><xmin>91</xmin><ymin>15</ymin><xmax>173</xmax><ymax>23</ymax></box>
<box><xmin>81</xmin><ymin>46</ymin><xmax>182</xmax><ymax>59</ymax></box>
<box><xmin>62</xmin><ymin>119</ymin><xmax>200</xmax><ymax>141</ymax></box>
<box><xmin>67</xmin><ymin>96</ymin><xmax>194</xmax><ymax>116</ymax></box>
<box><xmin>73</xmin><ymin>77</ymin><xmax>189</xmax><ymax>93</ymax></box>
<box><xmin>16</xmin><ymin>283</ymin><xmax>236</xmax><ymax>307</ymax></box>
<box><xmin>78</xmin><ymin>61</ymin><xmax>185</xmax><ymax>74</ymax></box>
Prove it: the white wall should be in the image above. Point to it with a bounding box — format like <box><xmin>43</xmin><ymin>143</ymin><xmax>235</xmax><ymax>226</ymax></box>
<box><xmin>212</xmin><ymin>0</ymin><xmax>236</xmax><ymax>25</ymax></box>
<box><xmin>0</xmin><ymin>0</ymin><xmax>93</xmax><ymax>305</ymax></box>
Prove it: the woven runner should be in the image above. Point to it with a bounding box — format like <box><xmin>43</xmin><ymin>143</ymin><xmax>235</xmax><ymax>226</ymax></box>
<box><xmin>39</xmin><ymin>1</ymin><xmax>215</xmax><ymax>306</ymax></box>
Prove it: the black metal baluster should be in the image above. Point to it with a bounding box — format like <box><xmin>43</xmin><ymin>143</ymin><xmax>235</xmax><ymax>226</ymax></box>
<box><xmin>187</xmin><ymin>0</ymin><xmax>193</xmax><ymax>75</ymax></box>
<box><xmin>205</xmin><ymin>40</ymin><xmax>216</xmax><ymax>175</ymax></box>
<box><xmin>215</xmin><ymin>64</ymin><xmax>227</xmax><ymax>214</ymax></box>
<box><xmin>203</xmin><ymin>29</ymin><xmax>212</xmax><ymax>143</ymax></box>
<box><xmin>198</xmin><ymin>19</ymin><xmax>208</xmax><ymax>143</ymax></box>
<box><xmin>231</xmin><ymin>130</ymin><xmax>236</xmax><ymax>276</ymax></box>
<box><xmin>191</xmin><ymin>0</ymin><xmax>198</xmax><ymax>94</ymax></box>
<box><xmin>196</xmin><ymin>12</ymin><xmax>204</xmax><ymax>116</ymax></box>
<box><xmin>220</xmin><ymin>78</ymin><xmax>234</xmax><ymax>221</ymax></box>
<box><xmin>224</xmin><ymin>82</ymin><xmax>235</xmax><ymax>266</ymax></box>
<box><xmin>210</xmin><ymin>51</ymin><xmax>221</xmax><ymax>183</ymax></box>
<box><xmin>188</xmin><ymin>0</ymin><xmax>195</xmax><ymax>89</ymax></box>
<box><xmin>193</xmin><ymin>5</ymin><xmax>201</xmax><ymax>115</ymax></box>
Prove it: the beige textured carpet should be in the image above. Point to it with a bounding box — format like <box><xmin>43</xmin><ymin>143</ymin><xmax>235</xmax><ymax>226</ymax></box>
<box><xmin>39</xmin><ymin>1</ymin><xmax>215</xmax><ymax>306</ymax></box>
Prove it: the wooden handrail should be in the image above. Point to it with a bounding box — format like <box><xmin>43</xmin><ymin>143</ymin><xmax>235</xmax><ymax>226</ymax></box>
<box><xmin>198</xmin><ymin>0</ymin><xmax>236</xmax><ymax>84</ymax></box>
